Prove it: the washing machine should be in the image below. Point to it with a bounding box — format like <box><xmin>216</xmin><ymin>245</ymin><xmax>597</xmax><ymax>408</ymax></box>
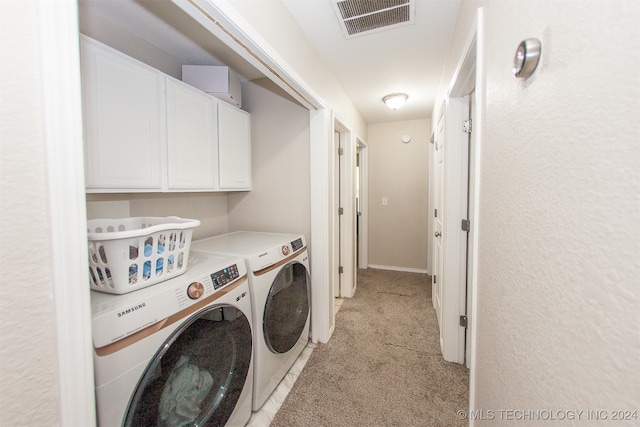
<box><xmin>190</xmin><ymin>231</ymin><xmax>310</xmax><ymax>411</ymax></box>
<box><xmin>91</xmin><ymin>252</ymin><xmax>253</xmax><ymax>427</ymax></box>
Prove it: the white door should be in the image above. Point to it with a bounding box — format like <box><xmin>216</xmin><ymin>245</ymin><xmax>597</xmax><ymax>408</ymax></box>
<box><xmin>465</xmin><ymin>90</ymin><xmax>476</xmax><ymax>368</ymax></box>
<box><xmin>356</xmin><ymin>140</ymin><xmax>369</xmax><ymax>270</ymax></box>
<box><xmin>433</xmin><ymin>109</ymin><xmax>445</xmax><ymax>330</ymax></box>
<box><xmin>331</xmin><ymin>130</ymin><xmax>342</xmax><ymax>298</ymax></box>
<box><xmin>334</xmin><ymin>130</ymin><xmax>342</xmax><ymax>298</ymax></box>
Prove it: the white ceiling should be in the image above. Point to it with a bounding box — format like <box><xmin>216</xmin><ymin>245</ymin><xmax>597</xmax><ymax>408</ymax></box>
<box><xmin>79</xmin><ymin>0</ymin><xmax>461</xmax><ymax>124</ymax></box>
<box><xmin>283</xmin><ymin>0</ymin><xmax>461</xmax><ymax>123</ymax></box>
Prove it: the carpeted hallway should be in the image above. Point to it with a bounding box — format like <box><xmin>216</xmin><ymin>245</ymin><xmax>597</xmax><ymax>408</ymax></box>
<box><xmin>270</xmin><ymin>268</ymin><xmax>469</xmax><ymax>426</ymax></box>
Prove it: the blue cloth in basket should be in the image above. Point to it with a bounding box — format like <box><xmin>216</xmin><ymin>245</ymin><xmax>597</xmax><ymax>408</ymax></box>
<box><xmin>129</xmin><ymin>244</ymin><xmax>175</xmax><ymax>280</ymax></box>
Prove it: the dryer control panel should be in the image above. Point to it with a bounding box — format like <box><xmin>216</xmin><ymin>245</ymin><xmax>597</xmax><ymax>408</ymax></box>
<box><xmin>291</xmin><ymin>238</ymin><xmax>304</xmax><ymax>252</ymax></box>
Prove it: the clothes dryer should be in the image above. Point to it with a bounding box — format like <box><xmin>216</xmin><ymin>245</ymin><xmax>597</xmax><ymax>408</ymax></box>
<box><xmin>190</xmin><ymin>231</ymin><xmax>310</xmax><ymax>411</ymax></box>
<box><xmin>91</xmin><ymin>253</ymin><xmax>253</xmax><ymax>427</ymax></box>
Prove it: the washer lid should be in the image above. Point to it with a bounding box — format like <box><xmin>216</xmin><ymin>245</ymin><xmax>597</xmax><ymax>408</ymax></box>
<box><xmin>191</xmin><ymin>231</ymin><xmax>306</xmax><ymax>270</ymax></box>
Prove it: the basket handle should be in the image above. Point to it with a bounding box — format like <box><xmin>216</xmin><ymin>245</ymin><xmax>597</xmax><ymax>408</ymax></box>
<box><xmin>87</xmin><ymin>217</ymin><xmax>200</xmax><ymax>241</ymax></box>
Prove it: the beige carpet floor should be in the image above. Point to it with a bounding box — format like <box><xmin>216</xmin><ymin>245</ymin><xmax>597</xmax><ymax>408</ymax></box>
<box><xmin>270</xmin><ymin>268</ymin><xmax>469</xmax><ymax>427</ymax></box>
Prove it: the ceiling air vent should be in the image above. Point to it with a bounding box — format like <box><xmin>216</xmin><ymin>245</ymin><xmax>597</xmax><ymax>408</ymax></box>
<box><xmin>331</xmin><ymin>0</ymin><xmax>415</xmax><ymax>39</ymax></box>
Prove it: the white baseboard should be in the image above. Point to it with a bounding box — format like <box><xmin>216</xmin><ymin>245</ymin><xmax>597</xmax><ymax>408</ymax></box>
<box><xmin>367</xmin><ymin>264</ymin><xmax>429</xmax><ymax>274</ymax></box>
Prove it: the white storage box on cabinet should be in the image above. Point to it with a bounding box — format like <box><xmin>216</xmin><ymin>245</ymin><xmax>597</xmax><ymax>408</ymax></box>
<box><xmin>87</xmin><ymin>217</ymin><xmax>200</xmax><ymax>294</ymax></box>
<box><xmin>182</xmin><ymin>65</ymin><xmax>242</xmax><ymax>108</ymax></box>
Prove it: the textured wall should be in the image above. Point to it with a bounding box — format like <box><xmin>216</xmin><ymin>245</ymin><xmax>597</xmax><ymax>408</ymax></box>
<box><xmin>227</xmin><ymin>79</ymin><xmax>311</xmax><ymax>240</ymax></box>
<box><xmin>447</xmin><ymin>0</ymin><xmax>640</xmax><ymax>420</ymax></box>
<box><xmin>367</xmin><ymin>119</ymin><xmax>431</xmax><ymax>270</ymax></box>
<box><xmin>0</xmin><ymin>1</ymin><xmax>61</xmax><ymax>424</ymax></box>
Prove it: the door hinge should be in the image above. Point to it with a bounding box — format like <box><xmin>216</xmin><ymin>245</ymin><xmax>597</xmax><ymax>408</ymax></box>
<box><xmin>434</xmin><ymin>208</ymin><xmax>438</xmax><ymax>218</ymax></box>
<box><xmin>433</xmin><ymin>275</ymin><xmax>437</xmax><ymax>284</ymax></box>
<box><xmin>339</xmin><ymin>266</ymin><xmax>343</xmax><ymax>274</ymax></box>
<box><xmin>461</xmin><ymin>219</ymin><xmax>470</xmax><ymax>232</ymax></box>
<box><xmin>338</xmin><ymin>207</ymin><xmax>344</xmax><ymax>215</ymax></box>
<box><xmin>338</xmin><ymin>147</ymin><xmax>344</xmax><ymax>155</ymax></box>
<box><xmin>463</xmin><ymin>119</ymin><xmax>472</xmax><ymax>134</ymax></box>
<box><xmin>459</xmin><ymin>315</ymin><xmax>468</xmax><ymax>328</ymax></box>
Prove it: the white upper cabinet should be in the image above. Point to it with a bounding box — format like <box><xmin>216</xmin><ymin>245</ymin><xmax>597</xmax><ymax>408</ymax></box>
<box><xmin>81</xmin><ymin>36</ymin><xmax>164</xmax><ymax>190</ymax></box>
<box><xmin>218</xmin><ymin>102</ymin><xmax>251</xmax><ymax>190</ymax></box>
<box><xmin>80</xmin><ymin>35</ymin><xmax>251</xmax><ymax>193</ymax></box>
<box><xmin>166</xmin><ymin>78</ymin><xmax>218</xmax><ymax>190</ymax></box>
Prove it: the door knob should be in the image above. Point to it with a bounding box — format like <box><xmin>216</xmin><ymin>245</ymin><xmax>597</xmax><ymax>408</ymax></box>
<box><xmin>435</xmin><ymin>231</ymin><xmax>441</xmax><ymax>237</ymax></box>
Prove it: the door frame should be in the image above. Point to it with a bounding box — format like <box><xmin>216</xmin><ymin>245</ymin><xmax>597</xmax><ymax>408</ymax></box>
<box><xmin>437</xmin><ymin>10</ymin><xmax>482</xmax><ymax>366</ymax></box>
<box><xmin>38</xmin><ymin>0</ymin><xmax>96</xmax><ymax>424</ymax></box>
<box><xmin>441</xmin><ymin>95</ymin><xmax>470</xmax><ymax>364</ymax></box>
<box><xmin>427</xmin><ymin>132</ymin><xmax>435</xmax><ymax>276</ymax></box>
<box><xmin>332</xmin><ymin>128</ymin><xmax>342</xmax><ymax>299</ymax></box>
<box><xmin>51</xmin><ymin>0</ymin><xmax>337</xmax><ymax>421</ymax></box>
<box><xmin>333</xmin><ymin>116</ymin><xmax>357</xmax><ymax>298</ymax></box>
<box><xmin>466</xmin><ymin>9</ymin><xmax>485</xmax><ymax>418</ymax></box>
<box><xmin>356</xmin><ymin>138</ymin><xmax>369</xmax><ymax>270</ymax></box>
<box><xmin>433</xmin><ymin>105</ymin><xmax>446</xmax><ymax>321</ymax></box>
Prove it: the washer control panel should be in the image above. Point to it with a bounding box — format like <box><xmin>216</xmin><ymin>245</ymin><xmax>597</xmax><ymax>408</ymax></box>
<box><xmin>210</xmin><ymin>263</ymin><xmax>240</xmax><ymax>290</ymax></box>
<box><xmin>90</xmin><ymin>254</ymin><xmax>247</xmax><ymax>349</ymax></box>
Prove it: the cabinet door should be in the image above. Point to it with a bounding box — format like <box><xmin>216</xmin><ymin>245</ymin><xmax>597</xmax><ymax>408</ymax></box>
<box><xmin>166</xmin><ymin>78</ymin><xmax>218</xmax><ymax>190</ymax></box>
<box><xmin>81</xmin><ymin>37</ymin><xmax>164</xmax><ymax>191</ymax></box>
<box><xmin>218</xmin><ymin>102</ymin><xmax>251</xmax><ymax>190</ymax></box>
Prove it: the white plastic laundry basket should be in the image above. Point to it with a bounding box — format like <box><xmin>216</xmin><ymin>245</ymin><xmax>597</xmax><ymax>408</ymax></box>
<box><xmin>87</xmin><ymin>217</ymin><xmax>200</xmax><ymax>294</ymax></box>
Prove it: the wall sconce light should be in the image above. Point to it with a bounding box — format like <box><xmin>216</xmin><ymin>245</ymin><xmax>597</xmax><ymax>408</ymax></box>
<box><xmin>512</xmin><ymin>38</ymin><xmax>541</xmax><ymax>79</ymax></box>
<box><xmin>383</xmin><ymin>93</ymin><xmax>408</xmax><ymax>110</ymax></box>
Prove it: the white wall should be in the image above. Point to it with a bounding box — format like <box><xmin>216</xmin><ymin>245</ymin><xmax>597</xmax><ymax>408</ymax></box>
<box><xmin>367</xmin><ymin>119</ymin><xmax>431</xmax><ymax>271</ymax></box>
<box><xmin>86</xmin><ymin>193</ymin><xmax>230</xmax><ymax>240</ymax></box>
<box><xmin>0</xmin><ymin>1</ymin><xmax>61</xmax><ymax>424</ymax></box>
<box><xmin>440</xmin><ymin>0</ymin><xmax>640</xmax><ymax>419</ymax></box>
<box><xmin>78</xmin><ymin>2</ymin><xmax>183</xmax><ymax>79</ymax></box>
<box><xmin>227</xmin><ymin>78</ymin><xmax>311</xmax><ymax>239</ymax></box>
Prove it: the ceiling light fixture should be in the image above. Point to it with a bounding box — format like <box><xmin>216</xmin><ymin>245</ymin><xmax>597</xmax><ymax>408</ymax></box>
<box><xmin>383</xmin><ymin>93</ymin><xmax>408</xmax><ymax>110</ymax></box>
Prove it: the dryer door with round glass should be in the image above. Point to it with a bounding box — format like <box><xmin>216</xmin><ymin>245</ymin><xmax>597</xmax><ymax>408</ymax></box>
<box><xmin>124</xmin><ymin>305</ymin><xmax>251</xmax><ymax>427</ymax></box>
<box><xmin>263</xmin><ymin>261</ymin><xmax>310</xmax><ymax>353</ymax></box>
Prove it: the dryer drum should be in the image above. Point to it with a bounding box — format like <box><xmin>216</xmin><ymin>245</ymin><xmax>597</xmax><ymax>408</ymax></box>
<box><xmin>124</xmin><ymin>305</ymin><xmax>252</xmax><ymax>427</ymax></box>
<box><xmin>263</xmin><ymin>262</ymin><xmax>310</xmax><ymax>354</ymax></box>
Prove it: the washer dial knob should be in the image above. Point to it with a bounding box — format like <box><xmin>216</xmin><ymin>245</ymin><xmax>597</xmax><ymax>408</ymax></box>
<box><xmin>187</xmin><ymin>282</ymin><xmax>205</xmax><ymax>300</ymax></box>
<box><xmin>282</xmin><ymin>245</ymin><xmax>290</xmax><ymax>256</ymax></box>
